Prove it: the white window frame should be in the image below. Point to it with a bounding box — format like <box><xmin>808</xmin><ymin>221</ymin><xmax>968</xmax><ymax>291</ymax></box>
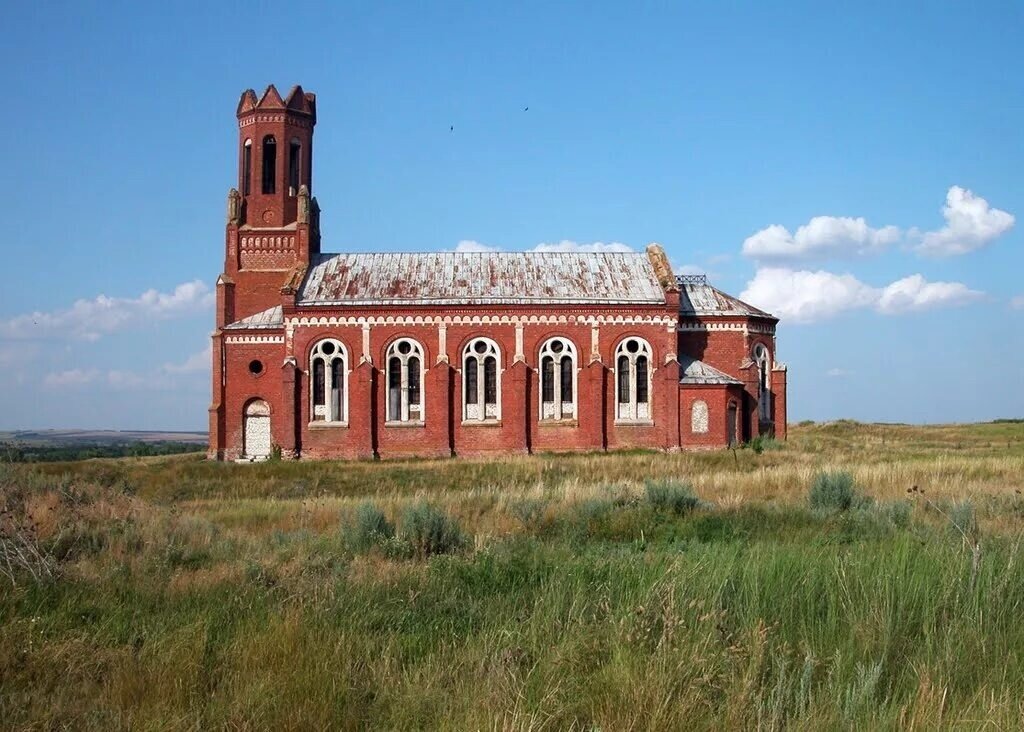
<box><xmin>462</xmin><ymin>337</ymin><xmax>501</xmax><ymax>422</ymax></box>
<box><xmin>386</xmin><ymin>338</ymin><xmax>425</xmax><ymax>424</ymax></box>
<box><xmin>614</xmin><ymin>337</ymin><xmax>653</xmax><ymax>422</ymax></box>
<box><xmin>538</xmin><ymin>337</ymin><xmax>578</xmax><ymax>422</ymax></box>
<box><xmin>309</xmin><ymin>338</ymin><xmax>348</xmax><ymax>425</ymax></box>
<box><xmin>753</xmin><ymin>343</ymin><xmax>771</xmax><ymax>422</ymax></box>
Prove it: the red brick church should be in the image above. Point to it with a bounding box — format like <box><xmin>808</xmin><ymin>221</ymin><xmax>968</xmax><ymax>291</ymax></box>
<box><xmin>208</xmin><ymin>85</ymin><xmax>787</xmax><ymax>461</ymax></box>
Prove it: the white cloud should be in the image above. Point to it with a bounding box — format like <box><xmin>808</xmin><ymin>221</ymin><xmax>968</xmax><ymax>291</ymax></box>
<box><xmin>164</xmin><ymin>345</ymin><xmax>211</xmax><ymax>375</ymax></box>
<box><xmin>914</xmin><ymin>186</ymin><xmax>1015</xmax><ymax>257</ymax></box>
<box><xmin>743</xmin><ymin>217</ymin><xmax>901</xmax><ymax>262</ymax></box>
<box><xmin>876</xmin><ymin>274</ymin><xmax>983</xmax><ymax>314</ymax></box>
<box><xmin>453</xmin><ymin>240</ymin><xmax>501</xmax><ymax>253</ymax></box>
<box><xmin>1011</xmin><ymin>294</ymin><xmax>1024</xmax><ymax>310</ymax></box>
<box><xmin>740</xmin><ymin>267</ymin><xmax>983</xmax><ymax>324</ymax></box>
<box><xmin>451</xmin><ymin>239</ymin><xmax>634</xmax><ymax>254</ymax></box>
<box><xmin>742</xmin><ymin>186</ymin><xmax>1013</xmax><ymax>262</ymax></box>
<box><xmin>0</xmin><ymin>280</ymin><xmax>215</xmax><ymax>342</ymax></box>
<box><xmin>826</xmin><ymin>368</ymin><xmax>852</xmax><ymax>378</ymax></box>
<box><xmin>42</xmin><ymin>346</ymin><xmax>210</xmax><ymax>392</ymax></box>
<box><xmin>43</xmin><ymin>369</ymin><xmax>100</xmax><ymax>387</ymax></box>
<box><xmin>740</xmin><ymin>268</ymin><xmax>878</xmax><ymax>323</ymax></box>
<box><xmin>530</xmin><ymin>240</ymin><xmax>632</xmax><ymax>253</ymax></box>
<box><xmin>673</xmin><ymin>262</ymin><xmax>705</xmax><ymax>276</ymax></box>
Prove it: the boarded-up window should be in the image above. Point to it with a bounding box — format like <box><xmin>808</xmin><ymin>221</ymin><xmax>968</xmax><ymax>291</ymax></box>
<box><xmin>691</xmin><ymin>400</ymin><xmax>709</xmax><ymax>434</ymax></box>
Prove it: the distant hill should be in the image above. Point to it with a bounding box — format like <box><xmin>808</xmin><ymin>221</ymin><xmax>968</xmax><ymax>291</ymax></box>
<box><xmin>0</xmin><ymin>430</ymin><xmax>208</xmax><ymax>446</ymax></box>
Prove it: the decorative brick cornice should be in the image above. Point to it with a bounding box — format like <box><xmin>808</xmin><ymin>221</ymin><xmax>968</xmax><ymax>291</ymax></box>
<box><xmin>286</xmin><ymin>313</ymin><xmax>677</xmax><ymax>328</ymax></box>
<box><xmin>225</xmin><ymin>335</ymin><xmax>284</xmax><ymax>345</ymax></box>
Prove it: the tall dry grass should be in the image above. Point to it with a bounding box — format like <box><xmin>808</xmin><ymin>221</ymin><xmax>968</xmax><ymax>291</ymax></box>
<box><xmin>1</xmin><ymin>420</ymin><xmax>1023</xmax><ymax>729</ymax></box>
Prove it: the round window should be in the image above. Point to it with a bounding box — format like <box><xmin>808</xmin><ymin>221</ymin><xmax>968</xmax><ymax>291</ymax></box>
<box><xmin>626</xmin><ymin>339</ymin><xmax>639</xmax><ymax>354</ymax></box>
<box><xmin>249</xmin><ymin>360</ymin><xmax>264</xmax><ymax>375</ymax></box>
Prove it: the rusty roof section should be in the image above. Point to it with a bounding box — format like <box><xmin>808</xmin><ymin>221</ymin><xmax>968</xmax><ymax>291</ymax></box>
<box><xmin>677</xmin><ymin>275</ymin><xmax>775</xmax><ymax>320</ymax></box>
<box><xmin>224</xmin><ymin>305</ymin><xmax>283</xmax><ymax>330</ymax></box>
<box><xmin>679</xmin><ymin>355</ymin><xmax>743</xmax><ymax>385</ymax></box>
<box><xmin>297</xmin><ymin>252</ymin><xmax>667</xmax><ymax>306</ymax></box>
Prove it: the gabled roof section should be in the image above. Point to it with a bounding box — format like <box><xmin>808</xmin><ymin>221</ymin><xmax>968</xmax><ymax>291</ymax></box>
<box><xmin>284</xmin><ymin>85</ymin><xmax>316</xmax><ymax>119</ymax></box>
<box><xmin>677</xmin><ymin>275</ymin><xmax>775</xmax><ymax>320</ymax></box>
<box><xmin>236</xmin><ymin>89</ymin><xmax>258</xmax><ymax>116</ymax></box>
<box><xmin>679</xmin><ymin>355</ymin><xmax>743</xmax><ymax>385</ymax></box>
<box><xmin>224</xmin><ymin>305</ymin><xmax>284</xmax><ymax>330</ymax></box>
<box><xmin>297</xmin><ymin>252</ymin><xmax>667</xmax><ymax>306</ymax></box>
<box><xmin>257</xmin><ymin>84</ymin><xmax>285</xmax><ymax>110</ymax></box>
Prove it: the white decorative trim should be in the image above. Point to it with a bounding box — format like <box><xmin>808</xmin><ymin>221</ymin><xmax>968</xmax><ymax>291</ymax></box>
<box><xmin>514</xmin><ymin>323</ymin><xmax>525</xmax><ymax>363</ymax></box>
<box><xmin>226</xmin><ymin>335</ymin><xmax>284</xmax><ymax>345</ymax></box>
<box><xmin>679</xmin><ymin>322</ymin><xmax>775</xmax><ymax>335</ymax></box>
<box><xmin>437</xmin><ymin>324</ymin><xmax>449</xmax><ymax>364</ymax></box>
<box><xmin>287</xmin><ymin>313</ymin><xmax>677</xmax><ymax>328</ymax></box>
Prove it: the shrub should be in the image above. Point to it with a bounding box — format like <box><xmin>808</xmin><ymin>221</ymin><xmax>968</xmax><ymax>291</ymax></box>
<box><xmin>883</xmin><ymin>500</ymin><xmax>913</xmax><ymax>529</ymax></box>
<box><xmin>343</xmin><ymin>502</ymin><xmax>395</xmax><ymax>554</ymax></box>
<box><xmin>509</xmin><ymin>498</ymin><xmax>550</xmax><ymax>531</ymax></box>
<box><xmin>645</xmin><ymin>481</ymin><xmax>700</xmax><ymax>515</ymax></box>
<box><xmin>808</xmin><ymin>471</ymin><xmax>858</xmax><ymax>512</ymax></box>
<box><xmin>950</xmin><ymin>500</ymin><xmax>979</xmax><ymax>541</ymax></box>
<box><xmin>400</xmin><ymin>503</ymin><xmax>467</xmax><ymax>558</ymax></box>
<box><xmin>748</xmin><ymin>435</ymin><xmax>782</xmax><ymax>454</ymax></box>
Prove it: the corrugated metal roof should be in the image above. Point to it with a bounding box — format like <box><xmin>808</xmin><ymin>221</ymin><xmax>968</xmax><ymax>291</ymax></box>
<box><xmin>224</xmin><ymin>305</ymin><xmax>283</xmax><ymax>330</ymax></box>
<box><xmin>678</xmin><ymin>276</ymin><xmax>774</xmax><ymax>319</ymax></box>
<box><xmin>297</xmin><ymin>252</ymin><xmax>666</xmax><ymax>306</ymax></box>
<box><xmin>679</xmin><ymin>355</ymin><xmax>743</xmax><ymax>385</ymax></box>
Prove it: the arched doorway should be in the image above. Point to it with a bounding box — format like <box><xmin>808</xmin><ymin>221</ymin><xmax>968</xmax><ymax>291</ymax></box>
<box><xmin>243</xmin><ymin>399</ymin><xmax>271</xmax><ymax>459</ymax></box>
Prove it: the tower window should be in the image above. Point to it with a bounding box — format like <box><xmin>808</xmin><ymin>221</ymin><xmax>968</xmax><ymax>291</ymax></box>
<box><xmin>288</xmin><ymin>139</ymin><xmax>301</xmax><ymax>195</ymax></box>
<box><xmin>242</xmin><ymin>139</ymin><xmax>252</xmax><ymax>196</ymax></box>
<box><xmin>261</xmin><ymin>135</ymin><xmax>277</xmax><ymax>194</ymax></box>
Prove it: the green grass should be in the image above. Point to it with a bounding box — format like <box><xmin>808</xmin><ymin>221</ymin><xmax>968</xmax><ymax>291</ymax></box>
<box><xmin>2</xmin><ymin>421</ymin><xmax>1024</xmax><ymax>729</ymax></box>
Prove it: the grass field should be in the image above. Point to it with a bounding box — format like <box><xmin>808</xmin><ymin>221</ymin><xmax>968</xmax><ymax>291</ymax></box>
<box><xmin>2</xmin><ymin>421</ymin><xmax>1024</xmax><ymax>730</ymax></box>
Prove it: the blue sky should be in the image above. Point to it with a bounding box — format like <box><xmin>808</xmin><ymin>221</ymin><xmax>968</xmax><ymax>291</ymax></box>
<box><xmin>0</xmin><ymin>1</ymin><xmax>1021</xmax><ymax>430</ymax></box>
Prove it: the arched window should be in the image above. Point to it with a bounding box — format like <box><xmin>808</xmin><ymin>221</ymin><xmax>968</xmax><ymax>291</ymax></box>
<box><xmin>753</xmin><ymin>343</ymin><xmax>771</xmax><ymax>422</ymax></box>
<box><xmin>615</xmin><ymin>337</ymin><xmax>653</xmax><ymax>421</ymax></box>
<box><xmin>242</xmin><ymin>139</ymin><xmax>252</xmax><ymax>196</ymax></box>
<box><xmin>261</xmin><ymin>135</ymin><xmax>277</xmax><ymax>194</ymax></box>
<box><xmin>463</xmin><ymin>337</ymin><xmax>500</xmax><ymax>421</ymax></box>
<box><xmin>386</xmin><ymin>338</ymin><xmax>424</xmax><ymax>423</ymax></box>
<box><xmin>539</xmin><ymin>337</ymin><xmax>577</xmax><ymax>421</ymax></box>
<box><xmin>310</xmin><ymin>339</ymin><xmax>347</xmax><ymax>423</ymax></box>
<box><xmin>691</xmin><ymin>400</ymin><xmax>709</xmax><ymax>434</ymax></box>
<box><xmin>288</xmin><ymin>138</ymin><xmax>301</xmax><ymax>195</ymax></box>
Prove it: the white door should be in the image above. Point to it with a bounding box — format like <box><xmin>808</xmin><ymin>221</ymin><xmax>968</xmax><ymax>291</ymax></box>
<box><xmin>243</xmin><ymin>400</ymin><xmax>271</xmax><ymax>459</ymax></box>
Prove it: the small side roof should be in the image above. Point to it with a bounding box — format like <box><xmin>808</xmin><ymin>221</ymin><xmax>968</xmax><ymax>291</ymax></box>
<box><xmin>224</xmin><ymin>305</ymin><xmax>283</xmax><ymax>330</ymax></box>
<box><xmin>677</xmin><ymin>275</ymin><xmax>775</xmax><ymax>319</ymax></box>
<box><xmin>679</xmin><ymin>355</ymin><xmax>743</xmax><ymax>385</ymax></box>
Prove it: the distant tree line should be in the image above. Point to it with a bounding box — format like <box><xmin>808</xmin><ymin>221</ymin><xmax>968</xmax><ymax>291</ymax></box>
<box><xmin>0</xmin><ymin>441</ymin><xmax>205</xmax><ymax>463</ymax></box>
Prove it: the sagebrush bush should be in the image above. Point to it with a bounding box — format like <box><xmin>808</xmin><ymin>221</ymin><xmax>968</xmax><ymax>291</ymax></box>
<box><xmin>401</xmin><ymin>503</ymin><xmax>467</xmax><ymax>558</ymax></box>
<box><xmin>808</xmin><ymin>471</ymin><xmax>858</xmax><ymax>512</ymax></box>
<box><xmin>343</xmin><ymin>502</ymin><xmax>395</xmax><ymax>554</ymax></box>
<box><xmin>645</xmin><ymin>480</ymin><xmax>700</xmax><ymax>515</ymax></box>
<box><xmin>950</xmin><ymin>500</ymin><xmax>979</xmax><ymax>541</ymax></box>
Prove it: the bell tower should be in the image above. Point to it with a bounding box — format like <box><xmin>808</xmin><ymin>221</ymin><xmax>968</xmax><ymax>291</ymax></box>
<box><xmin>235</xmin><ymin>84</ymin><xmax>316</xmax><ymax>230</ymax></box>
<box><xmin>221</xmin><ymin>84</ymin><xmax>320</xmax><ymax>323</ymax></box>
